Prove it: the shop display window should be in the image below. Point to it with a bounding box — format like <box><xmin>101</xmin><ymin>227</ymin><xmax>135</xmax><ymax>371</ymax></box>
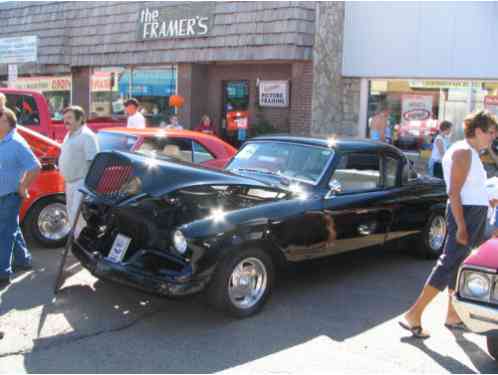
<box><xmin>367</xmin><ymin>79</ymin><xmax>498</xmax><ymax>153</ymax></box>
<box><xmin>90</xmin><ymin>66</ymin><xmax>177</xmax><ymax>127</ymax></box>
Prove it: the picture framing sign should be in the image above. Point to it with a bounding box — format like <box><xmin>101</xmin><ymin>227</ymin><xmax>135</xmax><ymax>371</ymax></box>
<box><xmin>137</xmin><ymin>3</ymin><xmax>214</xmax><ymax>40</ymax></box>
<box><xmin>259</xmin><ymin>80</ymin><xmax>289</xmax><ymax>108</ymax></box>
<box><xmin>0</xmin><ymin>36</ymin><xmax>37</xmax><ymax>64</ymax></box>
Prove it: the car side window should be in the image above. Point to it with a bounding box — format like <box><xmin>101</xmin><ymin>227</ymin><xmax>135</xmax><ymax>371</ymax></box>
<box><xmin>192</xmin><ymin>141</ymin><xmax>214</xmax><ymax>164</ymax></box>
<box><xmin>330</xmin><ymin>153</ymin><xmax>381</xmax><ymax>194</ymax></box>
<box><xmin>383</xmin><ymin>155</ymin><xmax>399</xmax><ymax>188</ymax></box>
<box><xmin>402</xmin><ymin>162</ymin><xmax>419</xmax><ymax>185</ymax></box>
<box><xmin>5</xmin><ymin>93</ymin><xmax>40</xmax><ymax>126</ymax></box>
<box><xmin>136</xmin><ymin>138</ymin><xmax>193</xmax><ymax>162</ymax></box>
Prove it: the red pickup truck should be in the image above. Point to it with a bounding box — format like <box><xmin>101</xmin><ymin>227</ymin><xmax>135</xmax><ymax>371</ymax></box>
<box><xmin>0</xmin><ymin>88</ymin><xmax>125</xmax><ymax>142</ymax></box>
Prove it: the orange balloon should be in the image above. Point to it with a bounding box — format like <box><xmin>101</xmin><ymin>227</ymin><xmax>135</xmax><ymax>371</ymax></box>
<box><xmin>169</xmin><ymin>95</ymin><xmax>185</xmax><ymax>108</ymax></box>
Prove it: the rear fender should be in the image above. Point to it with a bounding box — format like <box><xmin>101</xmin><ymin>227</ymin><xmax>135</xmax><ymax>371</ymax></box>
<box><xmin>21</xmin><ymin>193</ymin><xmax>65</xmax><ymax>223</ymax></box>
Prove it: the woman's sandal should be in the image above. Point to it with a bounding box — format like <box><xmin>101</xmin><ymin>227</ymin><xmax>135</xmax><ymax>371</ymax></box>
<box><xmin>399</xmin><ymin>321</ymin><xmax>431</xmax><ymax>339</ymax></box>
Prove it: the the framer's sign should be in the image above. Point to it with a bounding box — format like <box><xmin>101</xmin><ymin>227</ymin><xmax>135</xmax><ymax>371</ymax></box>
<box><xmin>138</xmin><ymin>4</ymin><xmax>214</xmax><ymax>40</ymax></box>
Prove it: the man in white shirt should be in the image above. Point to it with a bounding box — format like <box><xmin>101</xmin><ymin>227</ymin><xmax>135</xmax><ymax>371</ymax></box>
<box><xmin>59</xmin><ymin>106</ymin><xmax>99</xmax><ymax>226</ymax></box>
<box><xmin>125</xmin><ymin>98</ymin><xmax>146</xmax><ymax>129</ymax></box>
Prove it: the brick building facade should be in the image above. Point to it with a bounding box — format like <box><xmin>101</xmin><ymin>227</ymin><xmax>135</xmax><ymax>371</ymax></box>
<box><xmin>0</xmin><ymin>2</ymin><xmax>367</xmax><ymax>141</ymax></box>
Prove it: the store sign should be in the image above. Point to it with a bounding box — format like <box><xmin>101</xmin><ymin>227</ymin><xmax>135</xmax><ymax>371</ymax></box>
<box><xmin>259</xmin><ymin>80</ymin><xmax>289</xmax><ymax>108</ymax></box>
<box><xmin>12</xmin><ymin>76</ymin><xmax>71</xmax><ymax>92</ymax></box>
<box><xmin>401</xmin><ymin>94</ymin><xmax>433</xmax><ymax>121</ymax></box>
<box><xmin>138</xmin><ymin>4</ymin><xmax>213</xmax><ymax>40</ymax></box>
<box><xmin>485</xmin><ymin>96</ymin><xmax>498</xmax><ymax>117</ymax></box>
<box><xmin>409</xmin><ymin>80</ymin><xmax>482</xmax><ymax>89</ymax></box>
<box><xmin>91</xmin><ymin>71</ymin><xmax>118</xmax><ymax>92</ymax></box>
<box><xmin>0</xmin><ymin>36</ymin><xmax>37</xmax><ymax>64</ymax></box>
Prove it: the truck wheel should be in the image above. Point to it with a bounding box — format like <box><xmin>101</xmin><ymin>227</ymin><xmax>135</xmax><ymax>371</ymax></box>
<box><xmin>418</xmin><ymin>211</ymin><xmax>447</xmax><ymax>259</ymax></box>
<box><xmin>24</xmin><ymin>196</ymin><xmax>70</xmax><ymax>248</ymax></box>
<box><xmin>206</xmin><ymin>248</ymin><xmax>274</xmax><ymax>318</ymax></box>
<box><xmin>487</xmin><ymin>336</ymin><xmax>498</xmax><ymax>363</ymax></box>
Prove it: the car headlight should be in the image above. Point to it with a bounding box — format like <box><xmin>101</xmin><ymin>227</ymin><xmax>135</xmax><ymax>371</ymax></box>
<box><xmin>119</xmin><ymin>176</ymin><xmax>142</xmax><ymax>196</ymax></box>
<box><xmin>461</xmin><ymin>271</ymin><xmax>491</xmax><ymax>300</ymax></box>
<box><xmin>173</xmin><ymin>230</ymin><xmax>188</xmax><ymax>254</ymax></box>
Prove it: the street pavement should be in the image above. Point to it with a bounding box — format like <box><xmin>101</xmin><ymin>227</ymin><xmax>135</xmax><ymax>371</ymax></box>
<box><xmin>1</xmin><ymin>243</ymin><xmax>498</xmax><ymax>373</ymax></box>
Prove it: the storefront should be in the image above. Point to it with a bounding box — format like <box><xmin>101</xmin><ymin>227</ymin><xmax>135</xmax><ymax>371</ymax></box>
<box><xmin>367</xmin><ymin>79</ymin><xmax>498</xmax><ymax>153</ymax></box>
<box><xmin>341</xmin><ymin>2</ymin><xmax>498</xmax><ymax>160</ymax></box>
<box><xmin>0</xmin><ymin>2</ymin><xmax>315</xmax><ymax>145</ymax></box>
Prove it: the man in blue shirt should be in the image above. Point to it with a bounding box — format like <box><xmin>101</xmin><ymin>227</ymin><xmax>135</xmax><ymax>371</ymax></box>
<box><xmin>0</xmin><ymin>107</ymin><xmax>40</xmax><ymax>288</ymax></box>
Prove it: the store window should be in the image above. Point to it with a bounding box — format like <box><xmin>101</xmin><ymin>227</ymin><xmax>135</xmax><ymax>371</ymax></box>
<box><xmin>9</xmin><ymin>76</ymin><xmax>71</xmax><ymax>121</ymax></box>
<box><xmin>90</xmin><ymin>66</ymin><xmax>177</xmax><ymax>127</ymax></box>
<box><xmin>367</xmin><ymin>79</ymin><xmax>498</xmax><ymax>153</ymax></box>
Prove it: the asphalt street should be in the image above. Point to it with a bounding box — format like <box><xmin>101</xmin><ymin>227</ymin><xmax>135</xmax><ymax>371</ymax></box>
<box><xmin>1</xmin><ymin>243</ymin><xmax>498</xmax><ymax>373</ymax></box>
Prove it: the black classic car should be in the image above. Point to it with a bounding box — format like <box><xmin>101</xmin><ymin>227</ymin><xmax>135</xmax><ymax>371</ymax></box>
<box><xmin>72</xmin><ymin>136</ymin><xmax>448</xmax><ymax>317</ymax></box>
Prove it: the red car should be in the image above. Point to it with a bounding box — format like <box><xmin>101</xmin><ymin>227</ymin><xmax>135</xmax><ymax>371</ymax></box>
<box><xmin>1</xmin><ymin>88</ymin><xmax>125</xmax><ymax>142</ymax></box>
<box><xmin>17</xmin><ymin>125</ymin><xmax>68</xmax><ymax>248</ymax></box>
<box><xmin>18</xmin><ymin>126</ymin><xmax>237</xmax><ymax>248</ymax></box>
<box><xmin>96</xmin><ymin>128</ymin><xmax>237</xmax><ymax>169</ymax></box>
<box><xmin>454</xmin><ymin>239</ymin><xmax>498</xmax><ymax>364</ymax></box>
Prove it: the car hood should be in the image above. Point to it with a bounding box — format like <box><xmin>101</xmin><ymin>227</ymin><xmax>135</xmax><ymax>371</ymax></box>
<box><xmin>463</xmin><ymin>239</ymin><xmax>498</xmax><ymax>272</ymax></box>
<box><xmin>85</xmin><ymin>151</ymin><xmax>283</xmax><ymax>199</ymax></box>
<box><xmin>17</xmin><ymin>125</ymin><xmax>61</xmax><ymax>159</ymax></box>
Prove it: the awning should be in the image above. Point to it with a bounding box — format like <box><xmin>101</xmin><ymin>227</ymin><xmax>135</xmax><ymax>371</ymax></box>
<box><xmin>119</xmin><ymin>70</ymin><xmax>176</xmax><ymax>97</ymax></box>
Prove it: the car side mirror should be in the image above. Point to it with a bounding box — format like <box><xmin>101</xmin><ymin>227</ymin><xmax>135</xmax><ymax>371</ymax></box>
<box><xmin>325</xmin><ymin>179</ymin><xmax>342</xmax><ymax>199</ymax></box>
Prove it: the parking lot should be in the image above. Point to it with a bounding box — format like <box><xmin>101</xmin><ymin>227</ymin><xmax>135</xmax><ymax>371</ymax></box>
<box><xmin>1</xmin><ymin>243</ymin><xmax>498</xmax><ymax>373</ymax></box>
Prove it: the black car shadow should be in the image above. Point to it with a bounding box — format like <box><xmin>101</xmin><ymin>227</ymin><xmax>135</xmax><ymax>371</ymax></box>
<box><xmin>400</xmin><ymin>336</ymin><xmax>477</xmax><ymax>374</ymax></box>
<box><xmin>15</xmin><ymin>245</ymin><xmax>454</xmax><ymax>372</ymax></box>
<box><xmin>451</xmin><ymin>330</ymin><xmax>498</xmax><ymax>373</ymax></box>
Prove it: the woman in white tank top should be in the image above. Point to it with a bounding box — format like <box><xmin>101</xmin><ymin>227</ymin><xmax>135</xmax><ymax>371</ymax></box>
<box><xmin>400</xmin><ymin>110</ymin><xmax>498</xmax><ymax>338</ymax></box>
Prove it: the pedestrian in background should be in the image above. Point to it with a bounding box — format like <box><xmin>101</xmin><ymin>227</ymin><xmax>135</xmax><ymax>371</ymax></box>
<box><xmin>194</xmin><ymin>114</ymin><xmax>215</xmax><ymax>135</ymax></box>
<box><xmin>428</xmin><ymin>120</ymin><xmax>453</xmax><ymax>178</ymax></box>
<box><xmin>59</xmin><ymin>106</ymin><xmax>99</xmax><ymax>227</ymax></box>
<box><xmin>125</xmin><ymin>98</ymin><xmax>146</xmax><ymax>129</ymax></box>
<box><xmin>369</xmin><ymin>101</ymin><xmax>390</xmax><ymax>142</ymax></box>
<box><xmin>400</xmin><ymin>110</ymin><xmax>498</xmax><ymax>338</ymax></box>
<box><xmin>165</xmin><ymin>115</ymin><xmax>184</xmax><ymax>130</ymax></box>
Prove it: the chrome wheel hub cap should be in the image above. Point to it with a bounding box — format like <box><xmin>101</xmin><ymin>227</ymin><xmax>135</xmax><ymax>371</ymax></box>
<box><xmin>228</xmin><ymin>257</ymin><xmax>267</xmax><ymax>310</ymax></box>
<box><xmin>37</xmin><ymin>203</ymin><xmax>70</xmax><ymax>241</ymax></box>
<box><xmin>429</xmin><ymin>215</ymin><xmax>446</xmax><ymax>251</ymax></box>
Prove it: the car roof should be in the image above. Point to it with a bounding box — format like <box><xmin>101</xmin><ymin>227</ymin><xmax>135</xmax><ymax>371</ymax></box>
<box><xmin>99</xmin><ymin>127</ymin><xmax>218</xmax><ymax>141</ymax></box>
<box><xmin>250</xmin><ymin>134</ymin><xmax>404</xmax><ymax>155</ymax></box>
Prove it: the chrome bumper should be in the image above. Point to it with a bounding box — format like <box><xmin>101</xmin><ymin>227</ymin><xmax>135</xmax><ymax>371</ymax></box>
<box><xmin>453</xmin><ymin>295</ymin><xmax>498</xmax><ymax>335</ymax></box>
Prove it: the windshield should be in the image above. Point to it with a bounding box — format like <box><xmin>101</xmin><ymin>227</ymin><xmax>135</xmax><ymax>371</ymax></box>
<box><xmin>226</xmin><ymin>141</ymin><xmax>334</xmax><ymax>185</ymax></box>
<box><xmin>97</xmin><ymin>132</ymin><xmax>137</xmax><ymax>152</ymax></box>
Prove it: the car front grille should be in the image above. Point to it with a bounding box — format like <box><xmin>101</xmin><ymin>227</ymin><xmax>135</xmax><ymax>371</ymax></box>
<box><xmin>85</xmin><ymin>152</ymin><xmax>133</xmax><ymax>200</ymax></box>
